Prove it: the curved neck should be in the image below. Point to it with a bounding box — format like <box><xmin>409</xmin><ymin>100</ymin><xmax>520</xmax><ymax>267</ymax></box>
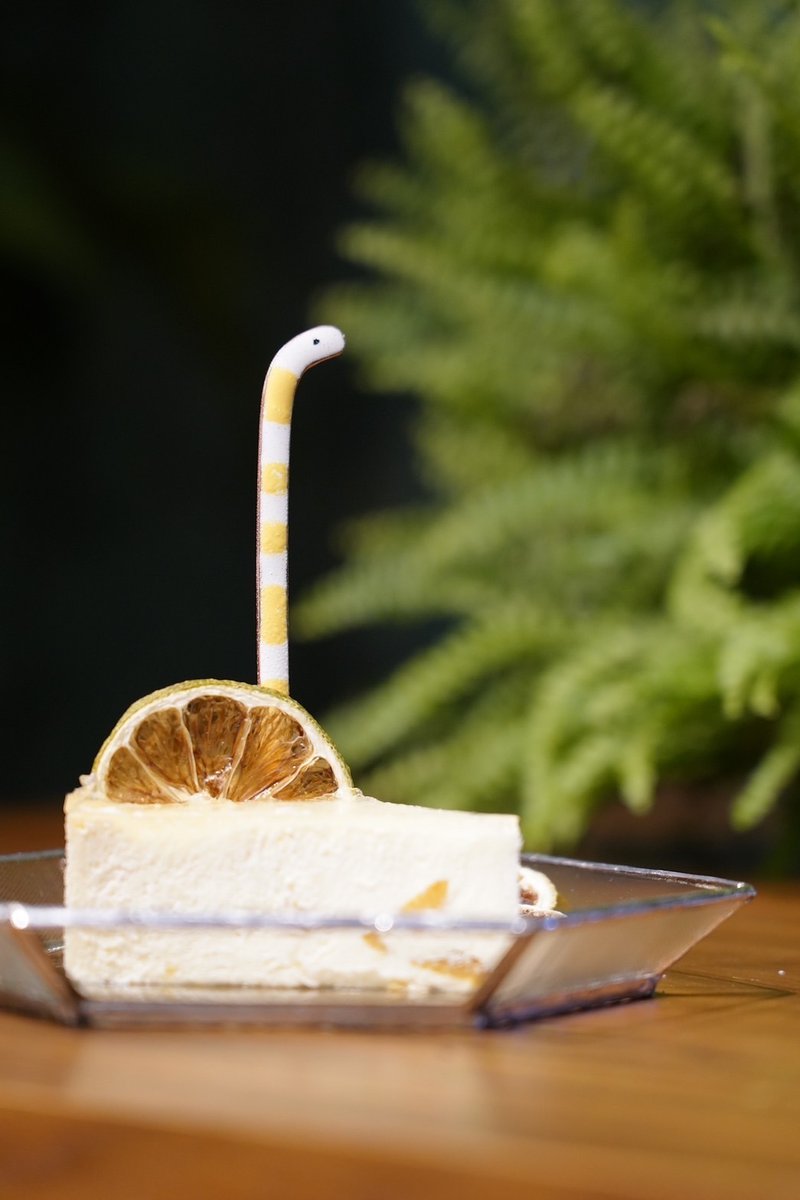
<box><xmin>257</xmin><ymin>365</ymin><xmax>299</xmax><ymax>694</ymax></box>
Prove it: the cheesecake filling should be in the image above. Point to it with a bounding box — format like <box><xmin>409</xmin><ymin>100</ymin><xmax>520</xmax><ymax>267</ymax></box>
<box><xmin>64</xmin><ymin>784</ymin><xmax>531</xmax><ymax>997</ymax></box>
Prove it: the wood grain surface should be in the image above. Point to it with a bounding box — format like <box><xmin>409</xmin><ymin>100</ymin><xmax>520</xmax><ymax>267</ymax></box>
<box><xmin>1</xmin><ymin>804</ymin><xmax>799</xmax><ymax>1199</ymax></box>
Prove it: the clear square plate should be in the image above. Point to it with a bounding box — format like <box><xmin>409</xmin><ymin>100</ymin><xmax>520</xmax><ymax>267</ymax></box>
<box><xmin>0</xmin><ymin>850</ymin><xmax>754</xmax><ymax>1029</ymax></box>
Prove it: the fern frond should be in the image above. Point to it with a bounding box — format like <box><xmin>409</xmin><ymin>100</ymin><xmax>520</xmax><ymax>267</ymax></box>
<box><xmin>718</xmin><ymin>595</ymin><xmax>800</xmax><ymax>719</ymax></box>
<box><xmin>414</xmin><ymin>413</ymin><xmax>537</xmax><ymax>496</ymax></box>
<box><xmin>670</xmin><ymin>448</ymin><xmax>800</xmax><ymax>642</ymax></box>
<box><xmin>570</xmin><ymin>84</ymin><xmax>738</xmax><ymax>232</ymax></box>
<box><xmin>694</xmin><ymin>297</ymin><xmax>800</xmax><ymax>351</ymax></box>
<box><xmin>359</xmin><ymin>672</ymin><xmax>530</xmax><ymax>812</ymax></box>
<box><xmin>521</xmin><ymin>617</ymin><xmax>730</xmax><ymax>846</ymax></box>
<box><xmin>732</xmin><ymin>705</ymin><xmax>800</xmax><ymax>829</ymax></box>
<box><xmin>500</xmin><ymin>0</ymin><xmax>586</xmax><ymax>98</ymax></box>
<box><xmin>326</xmin><ymin>605</ymin><xmax>570</xmax><ymax>766</ymax></box>
<box><xmin>565</xmin><ymin>0</ymin><xmax>641</xmax><ymax>78</ymax></box>
<box><xmin>617</xmin><ymin>730</ymin><xmax>658</xmax><ymax>814</ymax></box>
<box><xmin>297</xmin><ymin>440</ymin><xmax>696</xmax><ymax>638</ymax></box>
<box><xmin>709</xmin><ymin>10</ymin><xmax>800</xmax><ymax>152</ymax></box>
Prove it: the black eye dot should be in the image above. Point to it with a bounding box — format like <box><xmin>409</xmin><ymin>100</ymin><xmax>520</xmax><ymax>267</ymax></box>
<box><xmin>313</xmin><ymin>338</ymin><xmax>320</xmax><ymax>345</ymax></box>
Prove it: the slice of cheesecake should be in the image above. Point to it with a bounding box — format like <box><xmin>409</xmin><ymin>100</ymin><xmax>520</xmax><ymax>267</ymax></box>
<box><xmin>62</xmin><ymin>681</ymin><xmax>556</xmax><ymax>998</ymax></box>
<box><xmin>64</xmin><ymin>787</ymin><xmax>522</xmax><ymax>996</ymax></box>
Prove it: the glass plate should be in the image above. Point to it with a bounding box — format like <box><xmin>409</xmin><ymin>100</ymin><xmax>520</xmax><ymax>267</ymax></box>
<box><xmin>0</xmin><ymin>850</ymin><xmax>754</xmax><ymax>1029</ymax></box>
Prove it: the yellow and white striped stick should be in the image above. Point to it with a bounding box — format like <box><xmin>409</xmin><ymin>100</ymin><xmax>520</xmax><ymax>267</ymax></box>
<box><xmin>257</xmin><ymin>326</ymin><xmax>345</xmax><ymax>694</ymax></box>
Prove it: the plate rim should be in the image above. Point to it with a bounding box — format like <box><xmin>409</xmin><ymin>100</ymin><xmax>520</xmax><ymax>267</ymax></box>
<box><xmin>0</xmin><ymin>848</ymin><xmax>756</xmax><ymax>934</ymax></box>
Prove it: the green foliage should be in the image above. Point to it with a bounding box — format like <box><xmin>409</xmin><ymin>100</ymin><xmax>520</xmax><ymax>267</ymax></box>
<box><xmin>301</xmin><ymin>0</ymin><xmax>800</xmax><ymax>848</ymax></box>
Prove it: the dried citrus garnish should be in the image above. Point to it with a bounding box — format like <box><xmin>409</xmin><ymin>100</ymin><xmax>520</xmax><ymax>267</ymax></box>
<box><xmin>92</xmin><ymin>680</ymin><xmax>352</xmax><ymax>804</ymax></box>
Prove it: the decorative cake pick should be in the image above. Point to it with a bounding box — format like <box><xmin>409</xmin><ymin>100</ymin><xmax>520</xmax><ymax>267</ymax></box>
<box><xmin>256</xmin><ymin>326</ymin><xmax>346</xmax><ymax>693</ymax></box>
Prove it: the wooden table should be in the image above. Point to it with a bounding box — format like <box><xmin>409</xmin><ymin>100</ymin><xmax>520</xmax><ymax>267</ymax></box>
<box><xmin>1</xmin><ymin>806</ymin><xmax>799</xmax><ymax>1199</ymax></box>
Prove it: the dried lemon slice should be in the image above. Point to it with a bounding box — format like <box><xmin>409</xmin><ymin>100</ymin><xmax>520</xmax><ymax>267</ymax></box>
<box><xmin>92</xmin><ymin>680</ymin><xmax>352</xmax><ymax>804</ymax></box>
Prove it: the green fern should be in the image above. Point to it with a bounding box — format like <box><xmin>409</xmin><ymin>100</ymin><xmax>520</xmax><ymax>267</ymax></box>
<box><xmin>304</xmin><ymin>0</ymin><xmax>800</xmax><ymax>853</ymax></box>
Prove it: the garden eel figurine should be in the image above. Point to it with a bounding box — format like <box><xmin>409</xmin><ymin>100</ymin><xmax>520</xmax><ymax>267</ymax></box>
<box><xmin>257</xmin><ymin>325</ymin><xmax>346</xmax><ymax>693</ymax></box>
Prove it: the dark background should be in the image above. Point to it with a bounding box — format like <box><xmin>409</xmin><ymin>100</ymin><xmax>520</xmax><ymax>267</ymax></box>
<box><xmin>1</xmin><ymin>1</ymin><xmax>441</xmax><ymax>800</ymax></box>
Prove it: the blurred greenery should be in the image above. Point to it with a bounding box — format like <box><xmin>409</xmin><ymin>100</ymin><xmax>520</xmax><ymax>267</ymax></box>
<box><xmin>301</xmin><ymin>0</ymin><xmax>800</xmax><ymax>864</ymax></box>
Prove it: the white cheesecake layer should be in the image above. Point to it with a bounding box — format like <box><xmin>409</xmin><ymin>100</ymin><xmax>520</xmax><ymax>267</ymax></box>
<box><xmin>64</xmin><ymin>787</ymin><xmax>521</xmax><ymax>996</ymax></box>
